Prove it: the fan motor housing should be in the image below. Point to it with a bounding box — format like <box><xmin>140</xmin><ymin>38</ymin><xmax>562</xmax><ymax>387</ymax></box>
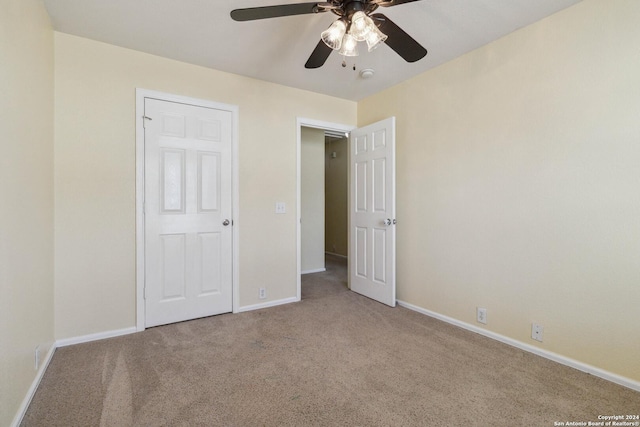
<box><xmin>329</xmin><ymin>0</ymin><xmax>379</xmax><ymax>18</ymax></box>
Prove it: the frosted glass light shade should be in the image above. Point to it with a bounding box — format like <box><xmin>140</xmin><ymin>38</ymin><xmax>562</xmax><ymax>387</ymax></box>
<box><xmin>365</xmin><ymin>24</ymin><xmax>388</xmax><ymax>51</ymax></box>
<box><xmin>321</xmin><ymin>20</ymin><xmax>347</xmax><ymax>50</ymax></box>
<box><xmin>338</xmin><ymin>33</ymin><xmax>359</xmax><ymax>57</ymax></box>
<box><xmin>349</xmin><ymin>11</ymin><xmax>373</xmax><ymax>41</ymax></box>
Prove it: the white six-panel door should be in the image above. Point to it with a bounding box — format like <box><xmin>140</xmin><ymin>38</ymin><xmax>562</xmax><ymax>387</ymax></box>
<box><xmin>349</xmin><ymin>117</ymin><xmax>396</xmax><ymax>307</ymax></box>
<box><xmin>144</xmin><ymin>98</ymin><xmax>233</xmax><ymax>327</ymax></box>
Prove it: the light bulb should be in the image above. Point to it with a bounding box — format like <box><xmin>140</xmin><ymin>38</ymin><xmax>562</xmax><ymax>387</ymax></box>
<box><xmin>338</xmin><ymin>33</ymin><xmax>359</xmax><ymax>57</ymax></box>
<box><xmin>349</xmin><ymin>11</ymin><xmax>373</xmax><ymax>42</ymax></box>
<box><xmin>321</xmin><ymin>20</ymin><xmax>347</xmax><ymax>51</ymax></box>
<box><xmin>365</xmin><ymin>23</ymin><xmax>387</xmax><ymax>51</ymax></box>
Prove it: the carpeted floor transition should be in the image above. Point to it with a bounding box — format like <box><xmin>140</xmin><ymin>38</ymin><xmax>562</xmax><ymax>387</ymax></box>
<box><xmin>23</xmin><ymin>255</ymin><xmax>639</xmax><ymax>426</ymax></box>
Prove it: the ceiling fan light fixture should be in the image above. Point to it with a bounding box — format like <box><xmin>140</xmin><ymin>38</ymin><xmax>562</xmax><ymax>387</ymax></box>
<box><xmin>349</xmin><ymin>11</ymin><xmax>373</xmax><ymax>41</ymax></box>
<box><xmin>321</xmin><ymin>19</ymin><xmax>347</xmax><ymax>50</ymax></box>
<box><xmin>338</xmin><ymin>33</ymin><xmax>359</xmax><ymax>57</ymax></box>
<box><xmin>232</xmin><ymin>0</ymin><xmax>429</xmax><ymax>70</ymax></box>
<box><xmin>365</xmin><ymin>24</ymin><xmax>388</xmax><ymax>51</ymax></box>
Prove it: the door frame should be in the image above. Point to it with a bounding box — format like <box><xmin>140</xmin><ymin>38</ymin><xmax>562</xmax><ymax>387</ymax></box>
<box><xmin>135</xmin><ymin>88</ymin><xmax>240</xmax><ymax>331</ymax></box>
<box><xmin>296</xmin><ymin>117</ymin><xmax>354</xmax><ymax>301</ymax></box>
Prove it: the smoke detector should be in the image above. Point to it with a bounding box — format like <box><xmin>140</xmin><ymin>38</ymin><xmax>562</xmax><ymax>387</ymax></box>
<box><xmin>359</xmin><ymin>68</ymin><xmax>375</xmax><ymax>79</ymax></box>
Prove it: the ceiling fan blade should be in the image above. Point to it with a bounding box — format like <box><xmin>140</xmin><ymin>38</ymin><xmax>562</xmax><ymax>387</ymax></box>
<box><xmin>375</xmin><ymin>0</ymin><xmax>422</xmax><ymax>7</ymax></box>
<box><xmin>305</xmin><ymin>40</ymin><xmax>333</xmax><ymax>68</ymax></box>
<box><xmin>231</xmin><ymin>2</ymin><xmax>323</xmax><ymax>21</ymax></box>
<box><xmin>372</xmin><ymin>13</ymin><xmax>427</xmax><ymax>63</ymax></box>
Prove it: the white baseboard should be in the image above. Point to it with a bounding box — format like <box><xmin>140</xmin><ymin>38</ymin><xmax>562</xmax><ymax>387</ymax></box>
<box><xmin>325</xmin><ymin>252</ymin><xmax>348</xmax><ymax>259</ymax></box>
<box><xmin>301</xmin><ymin>268</ymin><xmax>326</xmax><ymax>275</ymax></box>
<box><xmin>397</xmin><ymin>300</ymin><xmax>640</xmax><ymax>393</ymax></box>
<box><xmin>235</xmin><ymin>296</ymin><xmax>298</xmax><ymax>313</ymax></box>
<box><xmin>11</xmin><ymin>343</ymin><xmax>56</xmax><ymax>427</ymax></box>
<box><xmin>56</xmin><ymin>326</ymin><xmax>138</xmax><ymax>348</ymax></box>
<box><xmin>12</xmin><ymin>326</ymin><xmax>136</xmax><ymax>425</ymax></box>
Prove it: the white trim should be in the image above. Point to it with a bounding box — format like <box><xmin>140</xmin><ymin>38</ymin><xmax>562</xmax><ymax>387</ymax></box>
<box><xmin>296</xmin><ymin>117</ymin><xmax>354</xmax><ymax>304</ymax></box>
<box><xmin>231</xmin><ymin>101</ymin><xmax>240</xmax><ymax>315</ymax></box>
<box><xmin>325</xmin><ymin>251</ymin><xmax>348</xmax><ymax>259</ymax></box>
<box><xmin>135</xmin><ymin>90</ymin><xmax>146</xmax><ymax>331</ymax></box>
<box><xmin>135</xmin><ymin>89</ymin><xmax>240</xmax><ymax>330</ymax></box>
<box><xmin>13</xmin><ymin>325</ymin><xmax>140</xmax><ymax>424</ymax></box>
<box><xmin>10</xmin><ymin>343</ymin><xmax>56</xmax><ymax>427</ymax></box>
<box><xmin>235</xmin><ymin>297</ymin><xmax>299</xmax><ymax>313</ymax></box>
<box><xmin>301</xmin><ymin>268</ymin><xmax>326</xmax><ymax>275</ymax></box>
<box><xmin>397</xmin><ymin>300</ymin><xmax>640</xmax><ymax>393</ymax></box>
<box><xmin>56</xmin><ymin>327</ymin><xmax>138</xmax><ymax>348</ymax></box>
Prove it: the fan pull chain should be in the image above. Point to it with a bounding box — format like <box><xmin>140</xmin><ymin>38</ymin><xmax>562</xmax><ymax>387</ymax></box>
<box><xmin>341</xmin><ymin>59</ymin><xmax>357</xmax><ymax>72</ymax></box>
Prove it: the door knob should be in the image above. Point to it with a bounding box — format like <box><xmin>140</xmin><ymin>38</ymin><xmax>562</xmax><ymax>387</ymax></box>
<box><xmin>383</xmin><ymin>218</ymin><xmax>392</xmax><ymax>226</ymax></box>
<box><xmin>222</xmin><ymin>219</ymin><xmax>230</xmax><ymax>226</ymax></box>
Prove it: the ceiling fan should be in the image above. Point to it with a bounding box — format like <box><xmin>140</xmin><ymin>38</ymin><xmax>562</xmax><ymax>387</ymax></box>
<box><xmin>230</xmin><ymin>0</ymin><xmax>427</xmax><ymax>69</ymax></box>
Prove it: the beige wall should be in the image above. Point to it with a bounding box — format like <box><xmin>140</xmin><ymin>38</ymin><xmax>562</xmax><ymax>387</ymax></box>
<box><xmin>2</xmin><ymin>4</ymin><xmax>637</xmax><ymax>423</ymax></box>
<box><xmin>54</xmin><ymin>32</ymin><xmax>357</xmax><ymax>340</ymax></box>
<box><xmin>325</xmin><ymin>137</ymin><xmax>348</xmax><ymax>257</ymax></box>
<box><xmin>0</xmin><ymin>0</ymin><xmax>55</xmax><ymax>424</ymax></box>
<box><xmin>358</xmin><ymin>0</ymin><xmax>640</xmax><ymax>382</ymax></box>
<box><xmin>301</xmin><ymin>127</ymin><xmax>326</xmax><ymax>272</ymax></box>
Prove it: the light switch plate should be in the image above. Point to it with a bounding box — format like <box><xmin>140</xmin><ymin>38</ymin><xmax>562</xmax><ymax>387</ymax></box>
<box><xmin>275</xmin><ymin>202</ymin><xmax>286</xmax><ymax>214</ymax></box>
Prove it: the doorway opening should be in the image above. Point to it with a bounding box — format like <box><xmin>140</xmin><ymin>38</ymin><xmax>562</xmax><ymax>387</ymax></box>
<box><xmin>323</xmin><ymin>131</ymin><xmax>349</xmax><ymax>260</ymax></box>
<box><xmin>296</xmin><ymin>118</ymin><xmax>353</xmax><ymax>301</ymax></box>
<box><xmin>297</xmin><ymin>117</ymin><xmax>397</xmax><ymax>306</ymax></box>
<box><xmin>300</xmin><ymin>127</ymin><xmax>349</xmax><ymax>274</ymax></box>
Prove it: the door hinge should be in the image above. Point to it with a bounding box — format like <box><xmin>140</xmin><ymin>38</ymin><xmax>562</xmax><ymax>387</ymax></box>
<box><xmin>143</xmin><ymin>286</ymin><xmax>146</xmax><ymax>300</ymax></box>
<box><xmin>142</xmin><ymin>115</ymin><xmax>153</xmax><ymax>128</ymax></box>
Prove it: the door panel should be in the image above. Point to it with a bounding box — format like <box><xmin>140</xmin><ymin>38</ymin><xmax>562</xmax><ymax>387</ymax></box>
<box><xmin>160</xmin><ymin>234</ymin><xmax>187</xmax><ymax>300</ymax></box>
<box><xmin>355</xmin><ymin>161</ymin><xmax>367</xmax><ymax>212</ymax></box>
<box><xmin>199</xmin><ymin>153</ymin><xmax>220</xmax><ymax>212</ymax></box>
<box><xmin>355</xmin><ymin>226</ymin><xmax>368</xmax><ymax>278</ymax></box>
<box><xmin>373</xmin><ymin>158</ymin><xmax>386</xmax><ymax>212</ymax></box>
<box><xmin>198</xmin><ymin>232</ymin><xmax>221</xmax><ymax>294</ymax></box>
<box><xmin>161</xmin><ymin>149</ymin><xmax>185</xmax><ymax>212</ymax></box>
<box><xmin>145</xmin><ymin>98</ymin><xmax>233</xmax><ymax>327</ymax></box>
<box><xmin>373</xmin><ymin>228</ymin><xmax>386</xmax><ymax>283</ymax></box>
<box><xmin>349</xmin><ymin>117</ymin><xmax>396</xmax><ymax>307</ymax></box>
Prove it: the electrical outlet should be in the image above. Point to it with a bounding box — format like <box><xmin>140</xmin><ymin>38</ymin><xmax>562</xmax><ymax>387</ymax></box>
<box><xmin>34</xmin><ymin>345</ymin><xmax>40</xmax><ymax>370</ymax></box>
<box><xmin>477</xmin><ymin>307</ymin><xmax>487</xmax><ymax>324</ymax></box>
<box><xmin>259</xmin><ymin>288</ymin><xmax>266</xmax><ymax>299</ymax></box>
<box><xmin>532</xmin><ymin>323</ymin><xmax>544</xmax><ymax>342</ymax></box>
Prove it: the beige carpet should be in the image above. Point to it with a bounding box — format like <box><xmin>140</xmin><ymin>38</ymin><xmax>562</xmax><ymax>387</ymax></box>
<box><xmin>23</xmin><ymin>255</ymin><xmax>639</xmax><ymax>426</ymax></box>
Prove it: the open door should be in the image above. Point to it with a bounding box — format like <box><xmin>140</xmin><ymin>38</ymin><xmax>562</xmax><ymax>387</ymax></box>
<box><xmin>349</xmin><ymin>117</ymin><xmax>396</xmax><ymax>307</ymax></box>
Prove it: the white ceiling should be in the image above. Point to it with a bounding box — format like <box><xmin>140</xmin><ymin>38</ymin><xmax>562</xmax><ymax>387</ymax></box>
<box><xmin>42</xmin><ymin>0</ymin><xmax>581</xmax><ymax>101</ymax></box>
